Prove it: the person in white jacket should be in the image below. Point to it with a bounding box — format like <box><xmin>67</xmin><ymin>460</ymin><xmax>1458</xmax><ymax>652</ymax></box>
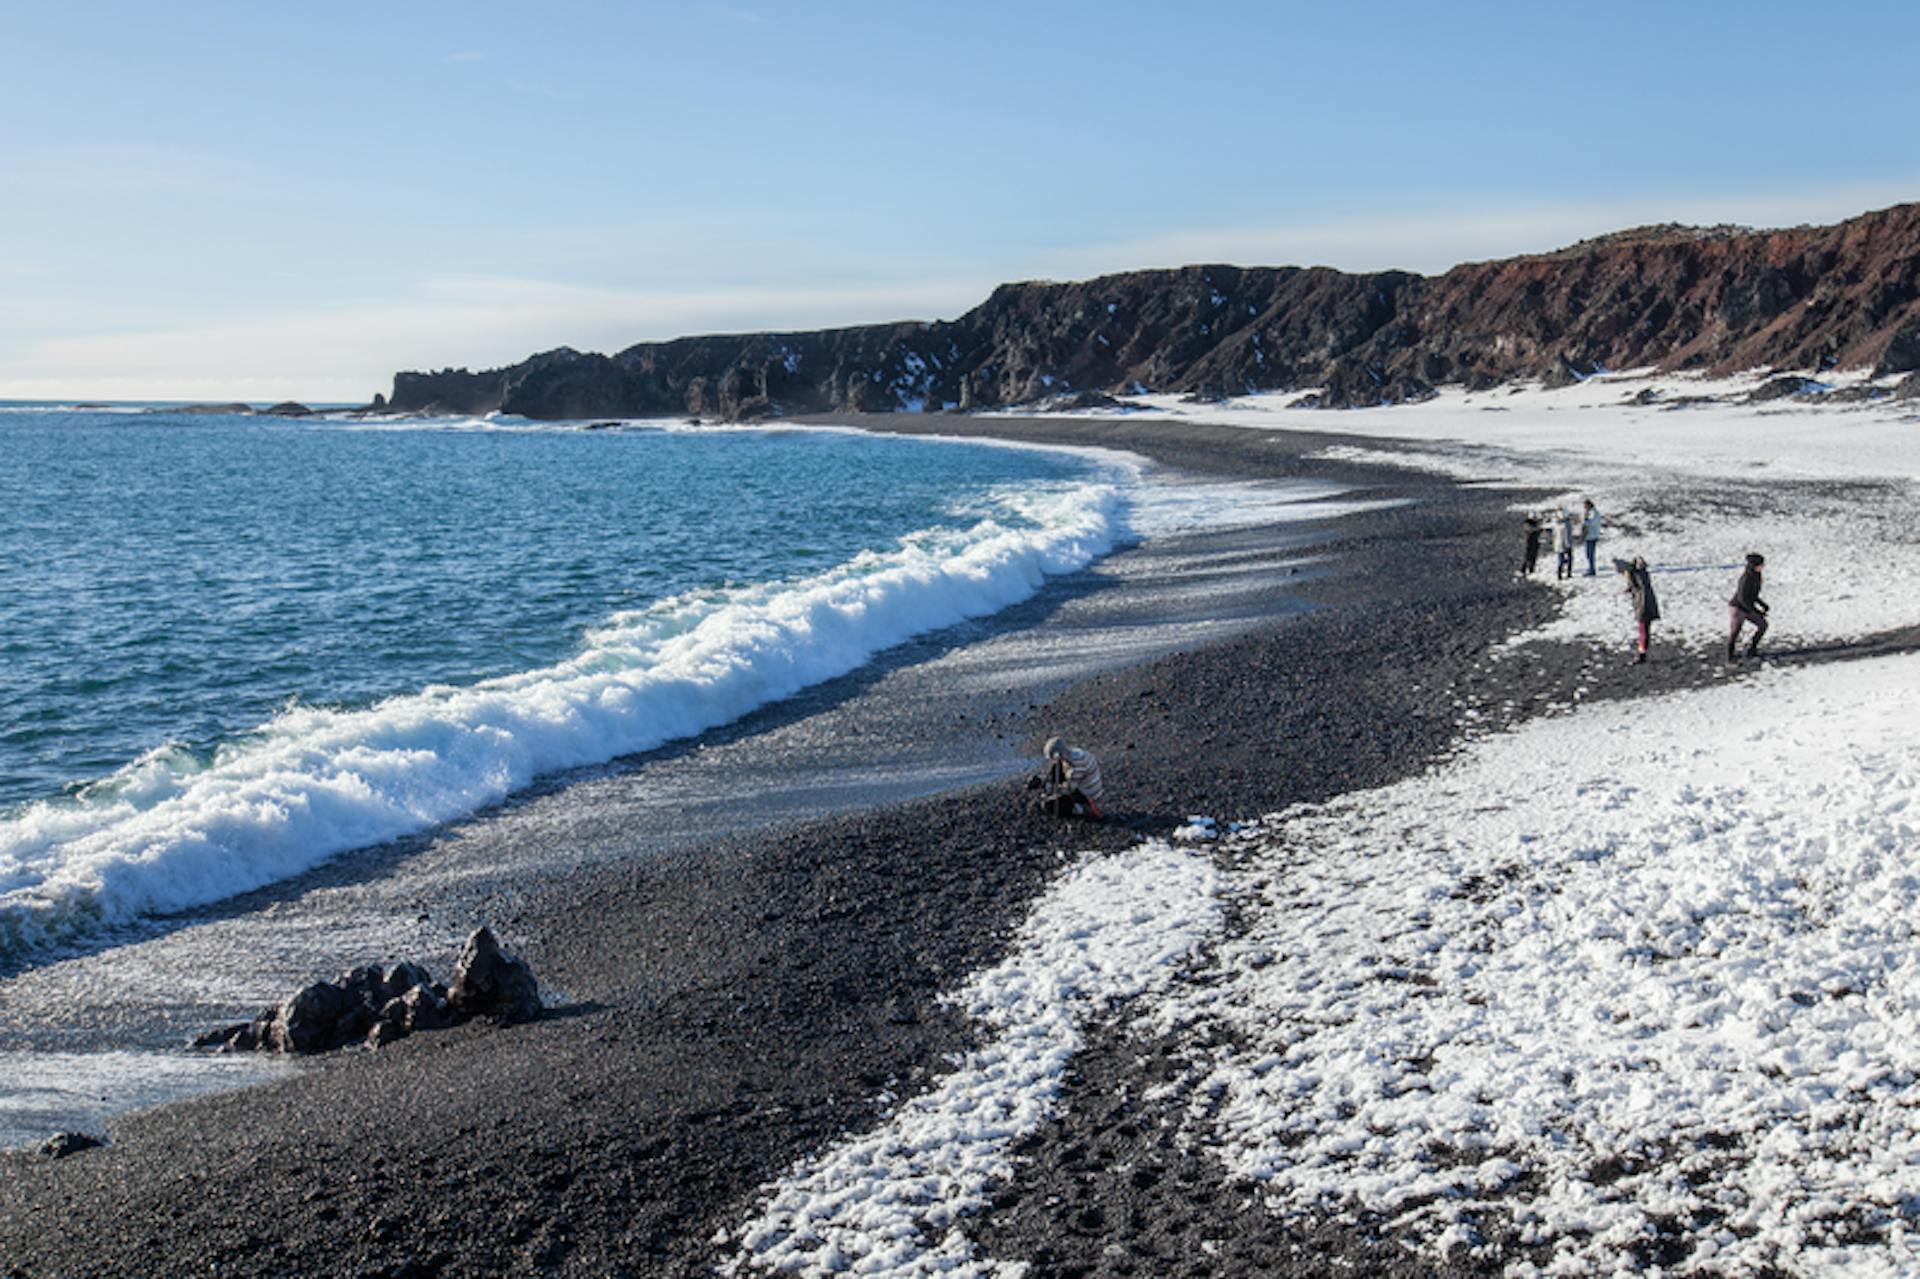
<box><xmin>1553</xmin><ymin>508</ymin><xmax>1576</xmax><ymax>580</ymax></box>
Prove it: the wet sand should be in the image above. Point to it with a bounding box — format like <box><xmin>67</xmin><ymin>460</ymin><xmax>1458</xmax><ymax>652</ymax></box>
<box><xmin>0</xmin><ymin>414</ymin><xmax>1735</xmax><ymax>1277</ymax></box>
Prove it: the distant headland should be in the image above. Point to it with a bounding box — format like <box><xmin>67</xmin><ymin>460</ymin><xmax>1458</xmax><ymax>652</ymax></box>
<box><xmin>383</xmin><ymin>201</ymin><xmax>1920</xmax><ymax>420</ymax></box>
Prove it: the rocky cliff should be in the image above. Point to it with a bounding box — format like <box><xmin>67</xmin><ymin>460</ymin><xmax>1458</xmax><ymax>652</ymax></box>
<box><xmin>387</xmin><ymin>202</ymin><xmax>1920</xmax><ymax>418</ymax></box>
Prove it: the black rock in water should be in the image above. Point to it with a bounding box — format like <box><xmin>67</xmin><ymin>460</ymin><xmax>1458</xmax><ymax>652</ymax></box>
<box><xmin>273</xmin><ymin>981</ymin><xmax>354</xmax><ymax>1054</ymax></box>
<box><xmin>192</xmin><ymin>1013</ymin><xmax>274</xmax><ymax>1052</ymax></box>
<box><xmin>383</xmin><ymin>961</ymin><xmax>432</xmax><ymax>995</ymax></box>
<box><xmin>392</xmin><ymin>983</ymin><xmax>459</xmax><ymax>1033</ymax></box>
<box><xmin>447</xmin><ymin>927</ymin><xmax>541</xmax><ymax>1025</ymax></box>
<box><xmin>155</xmin><ymin>402</ymin><xmax>254</xmax><ymax>416</ymax></box>
<box><xmin>191</xmin><ymin>929</ymin><xmax>539</xmax><ymax>1054</ymax></box>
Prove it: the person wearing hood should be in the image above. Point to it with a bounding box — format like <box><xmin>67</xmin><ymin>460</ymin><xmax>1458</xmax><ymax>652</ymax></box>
<box><xmin>1620</xmin><ymin>556</ymin><xmax>1659</xmax><ymax>663</ymax></box>
<box><xmin>1728</xmin><ymin>552</ymin><xmax>1770</xmax><ymax>663</ymax></box>
<box><xmin>1522</xmin><ymin>513</ymin><xmax>1544</xmax><ymax>576</ymax></box>
<box><xmin>1033</xmin><ymin>736</ymin><xmax>1104</xmax><ymax>820</ymax></box>
<box><xmin>1553</xmin><ymin>508</ymin><xmax>1577</xmax><ymax>580</ymax></box>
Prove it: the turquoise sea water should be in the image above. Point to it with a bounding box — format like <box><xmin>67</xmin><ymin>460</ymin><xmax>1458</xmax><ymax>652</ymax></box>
<box><xmin>0</xmin><ymin>408</ymin><xmax>1122</xmax><ymax>958</ymax></box>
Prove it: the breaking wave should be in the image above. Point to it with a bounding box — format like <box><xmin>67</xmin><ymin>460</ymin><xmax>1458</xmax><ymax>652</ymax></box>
<box><xmin>0</xmin><ymin>482</ymin><xmax>1120</xmax><ymax>961</ymax></box>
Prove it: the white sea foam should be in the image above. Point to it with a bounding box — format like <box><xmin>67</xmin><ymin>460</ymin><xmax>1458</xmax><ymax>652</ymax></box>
<box><xmin>0</xmin><ymin>403</ymin><xmax>151</xmax><ymax>415</ymax></box>
<box><xmin>0</xmin><ymin>1051</ymin><xmax>295</xmax><ymax>1150</ymax></box>
<box><xmin>0</xmin><ymin>483</ymin><xmax>1122</xmax><ymax>960</ymax></box>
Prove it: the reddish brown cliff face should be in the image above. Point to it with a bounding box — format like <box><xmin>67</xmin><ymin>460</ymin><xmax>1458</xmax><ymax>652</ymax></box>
<box><xmin>1384</xmin><ymin>204</ymin><xmax>1920</xmax><ymax>387</ymax></box>
<box><xmin>389</xmin><ymin>202</ymin><xmax>1920</xmax><ymax>419</ymax></box>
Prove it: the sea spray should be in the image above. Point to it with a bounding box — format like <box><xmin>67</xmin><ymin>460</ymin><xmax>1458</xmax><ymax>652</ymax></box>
<box><xmin>0</xmin><ymin>483</ymin><xmax>1122</xmax><ymax>961</ymax></box>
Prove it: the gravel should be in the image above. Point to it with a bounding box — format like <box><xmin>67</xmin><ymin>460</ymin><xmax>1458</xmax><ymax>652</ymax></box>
<box><xmin>0</xmin><ymin>414</ymin><xmax>1792</xmax><ymax>1278</ymax></box>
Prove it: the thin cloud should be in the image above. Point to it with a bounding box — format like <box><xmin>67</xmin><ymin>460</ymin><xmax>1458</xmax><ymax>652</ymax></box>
<box><xmin>445</xmin><ymin>50</ymin><xmax>487</xmax><ymax>63</ymax></box>
<box><xmin>0</xmin><ymin>275</ymin><xmax>995</xmax><ymax>403</ymax></box>
<box><xmin>8</xmin><ymin>183</ymin><xmax>1917</xmax><ymax>402</ymax></box>
<box><xmin>1037</xmin><ymin>181</ymin><xmax>1920</xmax><ymax>279</ymax></box>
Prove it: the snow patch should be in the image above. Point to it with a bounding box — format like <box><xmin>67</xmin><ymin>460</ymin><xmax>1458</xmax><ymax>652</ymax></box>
<box><xmin>725</xmin><ymin>841</ymin><xmax>1224</xmax><ymax>1277</ymax></box>
<box><xmin>1154</xmin><ymin>652</ymin><xmax>1920</xmax><ymax>1274</ymax></box>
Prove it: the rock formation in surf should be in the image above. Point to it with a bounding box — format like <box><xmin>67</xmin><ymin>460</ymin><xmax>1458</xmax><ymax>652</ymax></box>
<box><xmin>194</xmin><ymin>927</ymin><xmax>542</xmax><ymax>1055</ymax></box>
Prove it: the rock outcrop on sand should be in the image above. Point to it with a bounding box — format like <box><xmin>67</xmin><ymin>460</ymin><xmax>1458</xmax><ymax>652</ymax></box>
<box><xmin>385</xmin><ymin>201</ymin><xmax>1920</xmax><ymax>419</ymax></box>
<box><xmin>193</xmin><ymin>927</ymin><xmax>540</xmax><ymax>1055</ymax></box>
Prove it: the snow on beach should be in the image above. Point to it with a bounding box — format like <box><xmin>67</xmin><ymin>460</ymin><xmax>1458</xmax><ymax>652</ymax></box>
<box><xmin>1168</xmin><ymin>654</ymin><xmax>1920</xmax><ymax>1275</ymax></box>
<box><xmin>1112</xmin><ymin>372</ymin><xmax>1920</xmax><ymax>653</ymax></box>
<box><xmin>728</xmin><ymin>654</ymin><xmax>1920</xmax><ymax>1274</ymax></box>
<box><xmin>726</xmin><ymin>841</ymin><xmax>1223</xmax><ymax>1278</ymax></box>
<box><xmin>722</xmin><ymin>378</ymin><xmax>1920</xmax><ymax>1275</ymax></box>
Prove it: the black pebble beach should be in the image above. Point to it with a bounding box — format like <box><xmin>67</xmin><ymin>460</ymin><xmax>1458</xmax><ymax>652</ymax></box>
<box><xmin>0</xmin><ymin>414</ymin><xmax>1801</xmax><ymax>1278</ymax></box>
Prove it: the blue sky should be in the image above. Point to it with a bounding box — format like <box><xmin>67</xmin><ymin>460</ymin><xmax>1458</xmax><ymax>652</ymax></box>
<box><xmin>3</xmin><ymin>1</ymin><xmax>1916</xmax><ymax>401</ymax></box>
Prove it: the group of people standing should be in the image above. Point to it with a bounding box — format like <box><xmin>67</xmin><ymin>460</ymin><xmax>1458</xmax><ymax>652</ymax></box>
<box><xmin>1523</xmin><ymin>500</ymin><xmax>1603</xmax><ymax>580</ymax></box>
<box><xmin>1523</xmin><ymin>500</ymin><xmax>1771</xmax><ymax>666</ymax></box>
<box><xmin>1034</xmin><ymin>505</ymin><xmax>1776</xmax><ymax>827</ymax></box>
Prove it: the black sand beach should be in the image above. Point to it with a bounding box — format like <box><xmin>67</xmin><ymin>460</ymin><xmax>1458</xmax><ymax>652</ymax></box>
<box><xmin>0</xmin><ymin>415</ymin><xmax>1789</xmax><ymax>1278</ymax></box>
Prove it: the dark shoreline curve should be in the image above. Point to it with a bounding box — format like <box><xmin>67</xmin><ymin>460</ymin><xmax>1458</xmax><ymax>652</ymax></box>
<box><xmin>0</xmin><ymin>414</ymin><xmax>1795</xmax><ymax>1278</ymax></box>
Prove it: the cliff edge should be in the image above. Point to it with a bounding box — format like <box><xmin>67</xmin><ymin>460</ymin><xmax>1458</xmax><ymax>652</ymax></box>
<box><xmin>387</xmin><ymin>202</ymin><xmax>1920</xmax><ymax>419</ymax></box>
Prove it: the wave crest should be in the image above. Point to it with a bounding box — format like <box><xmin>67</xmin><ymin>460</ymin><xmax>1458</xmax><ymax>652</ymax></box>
<box><xmin>0</xmin><ymin>482</ymin><xmax>1119</xmax><ymax>961</ymax></box>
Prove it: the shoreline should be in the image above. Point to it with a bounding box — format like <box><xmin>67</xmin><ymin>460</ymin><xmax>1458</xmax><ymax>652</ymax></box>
<box><xmin>0</xmin><ymin>412</ymin><xmax>1847</xmax><ymax>1276</ymax></box>
<box><xmin>0</xmin><ymin>421</ymin><xmax>1339</xmax><ymax>1074</ymax></box>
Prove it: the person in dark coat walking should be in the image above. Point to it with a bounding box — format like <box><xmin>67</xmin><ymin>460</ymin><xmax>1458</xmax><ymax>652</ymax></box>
<box><xmin>1728</xmin><ymin>552</ymin><xmax>1769</xmax><ymax>662</ymax></box>
<box><xmin>1522</xmin><ymin>514</ymin><xmax>1543</xmax><ymax>575</ymax></box>
<box><xmin>1620</xmin><ymin>556</ymin><xmax>1659</xmax><ymax>663</ymax></box>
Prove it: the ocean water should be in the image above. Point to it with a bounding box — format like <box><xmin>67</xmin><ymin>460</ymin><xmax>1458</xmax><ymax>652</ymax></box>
<box><xmin>0</xmin><ymin>407</ymin><xmax>1128</xmax><ymax>964</ymax></box>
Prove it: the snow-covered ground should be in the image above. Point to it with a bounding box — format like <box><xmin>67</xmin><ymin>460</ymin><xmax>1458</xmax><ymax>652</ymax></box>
<box><xmin>1116</xmin><ymin>372</ymin><xmax>1920</xmax><ymax>653</ymax></box>
<box><xmin>1170</xmin><ymin>653</ymin><xmax>1920</xmax><ymax>1275</ymax></box>
<box><xmin>727</xmin><ymin>376</ymin><xmax>1920</xmax><ymax>1276</ymax></box>
<box><xmin>724</xmin><ymin>841</ymin><xmax>1223</xmax><ymax>1278</ymax></box>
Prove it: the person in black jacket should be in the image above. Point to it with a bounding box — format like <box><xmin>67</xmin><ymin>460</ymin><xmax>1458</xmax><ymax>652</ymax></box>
<box><xmin>1728</xmin><ymin>552</ymin><xmax>1769</xmax><ymax>662</ymax></box>
<box><xmin>1522</xmin><ymin>513</ymin><xmax>1544</xmax><ymax>575</ymax></box>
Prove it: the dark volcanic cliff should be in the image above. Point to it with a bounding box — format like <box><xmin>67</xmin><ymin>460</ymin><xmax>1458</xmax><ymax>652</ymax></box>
<box><xmin>388</xmin><ymin>202</ymin><xmax>1920</xmax><ymax>419</ymax></box>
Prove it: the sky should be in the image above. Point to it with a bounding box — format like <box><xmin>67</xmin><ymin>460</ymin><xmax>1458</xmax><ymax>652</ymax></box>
<box><xmin>2</xmin><ymin>1</ymin><xmax>1917</xmax><ymax>402</ymax></box>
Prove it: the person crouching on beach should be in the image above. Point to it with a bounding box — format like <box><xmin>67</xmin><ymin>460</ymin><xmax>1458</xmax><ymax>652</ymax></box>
<box><xmin>1032</xmin><ymin>736</ymin><xmax>1104</xmax><ymax>820</ymax></box>
<box><xmin>1619</xmin><ymin>556</ymin><xmax>1659</xmax><ymax>663</ymax></box>
<box><xmin>1553</xmin><ymin>508</ymin><xmax>1576</xmax><ymax>580</ymax></box>
<box><xmin>1728</xmin><ymin>551</ymin><xmax>1770</xmax><ymax>663</ymax></box>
